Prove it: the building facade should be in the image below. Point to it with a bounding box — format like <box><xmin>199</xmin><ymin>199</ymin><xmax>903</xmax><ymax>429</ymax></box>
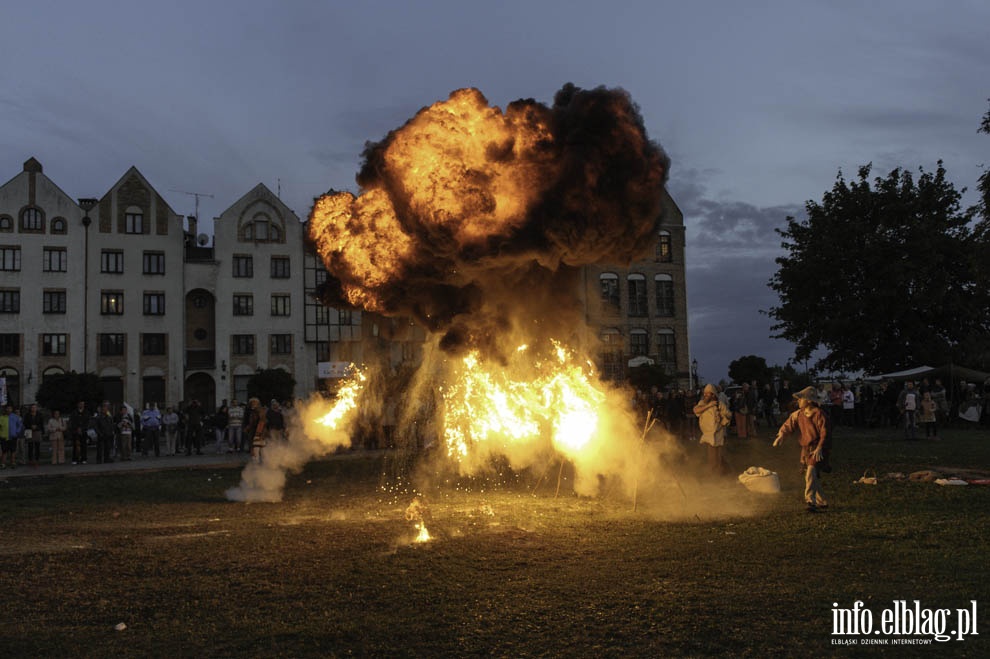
<box><xmin>0</xmin><ymin>157</ymin><xmax>690</xmax><ymax>408</ymax></box>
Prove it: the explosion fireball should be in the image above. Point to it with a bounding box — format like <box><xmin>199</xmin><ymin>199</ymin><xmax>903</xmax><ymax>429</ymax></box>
<box><xmin>229</xmin><ymin>83</ymin><xmax>670</xmax><ymax>505</ymax></box>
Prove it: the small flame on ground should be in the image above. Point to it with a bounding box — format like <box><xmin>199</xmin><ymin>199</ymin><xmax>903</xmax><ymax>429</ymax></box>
<box><xmin>405</xmin><ymin>496</ymin><xmax>432</xmax><ymax>543</ymax></box>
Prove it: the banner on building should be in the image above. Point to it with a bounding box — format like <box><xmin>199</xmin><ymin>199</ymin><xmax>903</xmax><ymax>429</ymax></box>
<box><xmin>317</xmin><ymin>361</ymin><xmax>353</xmax><ymax>379</ymax></box>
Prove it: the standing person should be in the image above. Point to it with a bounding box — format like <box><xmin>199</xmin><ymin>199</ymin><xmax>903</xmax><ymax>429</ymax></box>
<box><xmin>94</xmin><ymin>401</ymin><xmax>115</xmax><ymax>464</ymax></box>
<box><xmin>841</xmin><ymin>384</ymin><xmax>856</xmax><ymax>427</ymax></box>
<box><xmin>732</xmin><ymin>385</ymin><xmax>750</xmax><ymax>439</ymax></box>
<box><xmin>227</xmin><ymin>400</ymin><xmax>244</xmax><ymax>453</ymax></box>
<box><xmin>140</xmin><ymin>403</ymin><xmax>162</xmax><ymax>457</ymax></box>
<box><xmin>693</xmin><ymin>384</ymin><xmax>732</xmax><ymax>475</ymax></box>
<box><xmin>23</xmin><ymin>403</ymin><xmax>43</xmax><ymax>467</ymax></box>
<box><xmin>773</xmin><ymin>386</ymin><xmax>830</xmax><ymax>513</ymax></box>
<box><xmin>777</xmin><ymin>379</ymin><xmax>795</xmax><ymax>415</ymax></box>
<box><xmin>213</xmin><ymin>403</ymin><xmax>229</xmax><ymax>454</ymax></box>
<box><xmin>930</xmin><ymin>379</ymin><xmax>949</xmax><ymax>426</ymax></box>
<box><xmin>0</xmin><ymin>405</ymin><xmax>10</xmax><ymax>469</ymax></box>
<box><xmin>162</xmin><ymin>406</ymin><xmax>179</xmax><ymax>455</ymax></box>
<box><xmin>7</xmin><ymin>403</ymin><xmax>27</xmax><ymax>464</ymax></box>
<box><xmin>760</xmin><ymin>383</ymin><xmax>778</xmax><ymax>429</ymax></box>
<box><xmin>897</xmin><ymin>381</ymin><xmax>919</xmax><ymax>440</ymax></box>
<box><xmin>117</xmin><ymin>413</ymin><xmax>134</xmax><ymax>461</ymax></box>
<box><xmin>46</xmin><ymin>409</ymin><xmax>67</xmax><ymax>465</ymax></box>
<box><xmin>918</xmin><ymin>391</ymin><xmax>939</xmax><ymax>441</ymax></box>
<box><xmin>185</xmin><ymin>400</ymin><xmax>204</xmax><ymax>455</ymax></box>
<box><xmin>69</xmin><ymin>400</ymin><xmax>89</xmax><ymax>465</ymax></box>
<box><xmin>8</xmin><ymin>405</ymin><xmax>24</xmax><ymax>465</ymax></box>
<box><xmin>245</xmin><ymin>397</ymin><xmax>267</xmax><ymax>464</ymax></box>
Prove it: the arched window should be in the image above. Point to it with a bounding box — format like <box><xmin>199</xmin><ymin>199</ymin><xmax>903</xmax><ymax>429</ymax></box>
<box><xmin>239</xmin><ymin>212</ymin><xmax>285</xmax><ymax>243</ymax></box>
<box><xmin>655</xmin><ymin>274</ymin><xmax>674</xmax><ymax>317</ymax></box>
<box><xmin>0</xmin><ymin>215</ymin><xmax>14</xmax><ymax>232</ymax></box>
<box><xmin>51</xmin><ymin>217</ymin><xmax>67</xmax><ymax>234</ymax></box>
<box><xmin>627</xmin><ymin>273</ymin><xmax>647</xmax><ymax>317</ymax></box>
<box><xmin>21</xmin><ymin>207</ymin><xmax>43</xmax><ymax>232</ymax></box>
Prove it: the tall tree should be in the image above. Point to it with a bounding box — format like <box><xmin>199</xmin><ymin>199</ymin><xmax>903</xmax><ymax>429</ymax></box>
<box><xmin>727</xmin><ymin>355</ymin><xmax>771</xmax><ymax>385</ymax></box>
<box><xmin>768</xmin><ymin>162</ymin><xmax>989</xmax><ymax>374</ymax></box>
<box><xmin>978</xmin><ymin>98</ymin><xmax>990</xmax><ymax>219</ymax></box>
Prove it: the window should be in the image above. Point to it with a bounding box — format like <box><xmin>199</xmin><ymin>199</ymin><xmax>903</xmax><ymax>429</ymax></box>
<box><xmin>143</xmin><ymin>292</ymin><xmax>165</xmax><ymax>315</ymax></box>
<box><xmin>0</xmin><ymin>215</ymin><xmax>12</xmax><ymax>232</ymax></box>
<box><xmin>271</xmin><ymin>256</ymin><xmax>290</xmax><ymax>278</ymax></box>
<box><xmin>101</xmin><ymin>291</ymin><xmax>124</xmax><ymax>315</ymax></box>
<box><xmin>233</xmin><ymin>294</ymin><xmax>253</xmax><ymax>316</ymax></box>
<box><xmin>313</xmin><ymin>304</ymin><xmax>330</xmax><ymax>324</ymax></box>
<box><xmin>240</xmin><ymin>212</ymin><xmax>283</xmax><ymax>243</ymax></box>
<box><xmin>315</xmin><ymin>267</ymin><xmax>328</xmax><ymax>286</ymax></box>
<box><xmin>125</xmin><ymin>211</ymin><xmax>144</xmax><ymax>234</ymax></box>
<box><xmin>51</xmin><ymin>217</ymin><xmax>67</xmax><ymax>234</ymax></box>
<box><xmin>0</xmin><ymin>246</ymin><xmax>21</xmax><ymax>271</ymax></box>
<box><xmin>599</xmin><ymin>329</ymin><xmax>623</xmax><ymax>381</ymax></box>
<box><xmin>630</xmin><ymin>329</ymin><xmax>649</xmax><ymax>357</ymax></box>
<box><xmin>339</xmin><ymin>309</ymin><xmax>353</xmax><ymax>325</ymax></box>
<box><xmin>101</xmin><ymin>250</ymin><xmax>124</xmax><ymax>274</ymax></box>
<box><xmin>0</xmin><ymin>290</ymin><xmax>20</xmax><ymax>313</ymax></box>
<box><xmin>231</xmin><ymin>334</ymin><xmax>255</xmax><ymax>355</ymax></box>
<box><xmin>628</xmin><ymin>274</ymin><xmax>647</xmax><ymax>317</ymax></box>
<box><xmin>142</xmin><ymin>333</ymin><xmax>167</xmax><ymax>356</ymax></box>
<box><xmin>43</xmin><ymin>290</ymin><xmax>66</xmax><ymax>314</ymax></box>
<box><xmin>143</xmin><ymin>251</ymin><xmax>165</xmax><ymax>275</ymax></box>
<box><xmin>271</xmin><ymin>294</ymin><xmax>291</xmax><ymax>316</ymax></box>
<box><xmin>656</xmin><ymin>231</ymin><xmax>672</xmax><ymax>262</ymax></box>
<box><xmin>599</xmin><ymin>273</ymin><xmax>619</xmax><ymax>309</ymax></box>
<box><xmin>655</xmin><ymin>274</ymin><xmax>674</xmax><ymax>317</ymax></box>
<box><xmin>42</xmin><ymin>333</ymin><xmax>67</xmax><ymax>356</ymax></box>
<box><xmin>657</xmin><ymin>329</ymin><xmax>676</xmax><ymax>366</ymax></box>
<box><xmin>232</xmin><ymin>255</ymin><xmax>253</xmax><ymax>278</ymax></box>
<box><xmin>99</xmin><ymin>333</ymin><xmax>125</xmax><ymax>356</ymax></box>
<box><xmin>43</xmin><ymin>247</ymin><xmax>67</xmax><ymax>272</ymax></box>
<box><xmin>0</xmin><ymin>333</ymin><xmax>19</xmax><ymax>356</ymax></box>
<box><xmin>270</xmin><ymin>334</ymin><xmax>292</xmax><ymax>354</ymax></box>
<box><xmin>233</xmin><ymin>375</ymin><xmax>251</xmax><ymax>404</ymax></box>
<box><xmin>21</xmin><ymin>207</ymin><xmax>43</xmax><ymax>231</ymax></box>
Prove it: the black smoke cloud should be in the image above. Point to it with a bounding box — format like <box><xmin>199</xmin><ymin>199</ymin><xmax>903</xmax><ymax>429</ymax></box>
<box><xmin>308</xmin><ymin>83</ymin><xmax>670</xmax><ymax>360</ymax></box>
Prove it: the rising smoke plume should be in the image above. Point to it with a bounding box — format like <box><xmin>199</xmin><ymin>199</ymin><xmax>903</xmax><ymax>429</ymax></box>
<box><xmin>308</xmin><ymin>83</ymin><xmax>670</xmax><ymax>361</ymax></box>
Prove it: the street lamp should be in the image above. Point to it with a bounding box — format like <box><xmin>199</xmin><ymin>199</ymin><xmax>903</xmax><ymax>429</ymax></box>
<box><xmin>691</xmin><ymin>358</ymin><xmax>699</xmax><ymax>389</ymax></box>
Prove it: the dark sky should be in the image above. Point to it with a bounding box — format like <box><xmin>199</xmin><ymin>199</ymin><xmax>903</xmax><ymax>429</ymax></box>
<box><xmin>2</xmin><ymin>1</ymin><xmax>987</xmax><ymax>383</ymax></box>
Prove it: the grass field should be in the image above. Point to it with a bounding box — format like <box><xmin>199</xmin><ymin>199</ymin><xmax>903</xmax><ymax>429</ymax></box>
<box><xmin>1</xmin><ymin>423</ymin><xmax>988</xmax><ymax>657</ymax></box>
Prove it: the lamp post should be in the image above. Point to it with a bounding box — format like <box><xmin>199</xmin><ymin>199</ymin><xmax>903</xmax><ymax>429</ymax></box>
<box><xmin>691</xmin><ymin>358</ymin><xmax>699</xmax><ymax>390</ymax></box>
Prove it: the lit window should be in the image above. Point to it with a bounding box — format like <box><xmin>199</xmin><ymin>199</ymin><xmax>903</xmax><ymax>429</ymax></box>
<box><xmin>44</xmin><ymin>247</ymin><xmax>67</xmax><ymax>272</ymax></box>
<box><xmin>656</xmin><ymin>231</ymin><xmax>672</xmax><ymax>262</ymax></box>
<box><xmin>101</xmin><ymin>291</ymin><xmax>124</xmax><ymax>315</ymax></box>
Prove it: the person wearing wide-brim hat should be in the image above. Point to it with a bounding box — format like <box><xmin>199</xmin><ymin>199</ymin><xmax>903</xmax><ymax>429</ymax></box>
<box><xmin>773</xmin><ymin>385</ymin><xmax>830</xmax><ymax>512</ymax></box>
